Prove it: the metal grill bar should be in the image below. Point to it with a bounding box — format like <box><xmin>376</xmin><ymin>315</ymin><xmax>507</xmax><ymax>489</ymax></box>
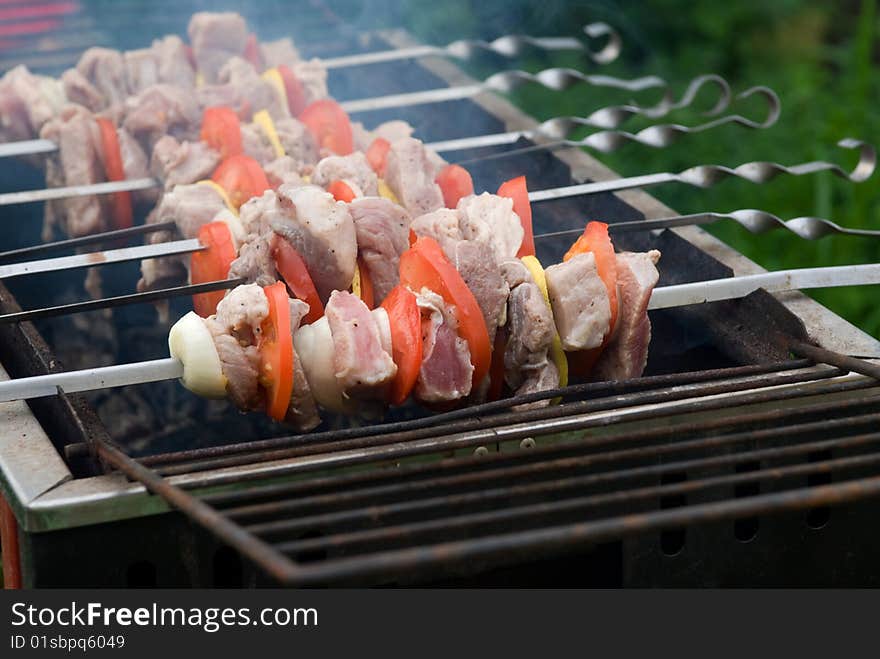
<box><xmin>151</xmin><ymin>365</ymin><xmax>860</xmax><ymax>478</ymax></box>
<box><xmin>141</xmin><ymin>360</ymin><xmax>817</xmax><ymax>469</ymax></box>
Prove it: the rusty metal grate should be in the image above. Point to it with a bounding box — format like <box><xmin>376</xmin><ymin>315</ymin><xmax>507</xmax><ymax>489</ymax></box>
<box><xmin>91</xmin><ymin>359</ymin><xmax>880</xmax><ymax>586</ymax></box>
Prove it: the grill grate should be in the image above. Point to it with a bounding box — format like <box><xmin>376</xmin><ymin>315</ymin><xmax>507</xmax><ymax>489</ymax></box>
<box><xmin>93</xmin><ymin>359</ymin><xmax>880</xmax><ymax>586</ymax></box>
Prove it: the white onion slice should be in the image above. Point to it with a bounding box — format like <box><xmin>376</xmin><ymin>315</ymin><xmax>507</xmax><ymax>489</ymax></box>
<box><xmin>168</xmin><ymin>311</ymin><xmax>227</xmax><ymax>399</ymax></box>
<box><xmin>294</xmin><ymin>316</ymin><xmax>353</xmax><ymax>413</ymax></box>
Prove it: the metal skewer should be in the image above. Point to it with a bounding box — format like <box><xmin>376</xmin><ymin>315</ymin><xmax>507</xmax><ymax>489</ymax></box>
<box><xmin>450</xmin><ymin>86</ymin><xmax>779</xmax><ymax>163</ymax></box>
<box><xmin>1</xmin><ymin>262</ymin><xmax>878</xmax><ymax>403</ymax></box>
<box><xmin>0</xmin><ymin>69</ymin><xmax>729</xmax><ymax>162</ymax></box>
<box><xmin>0</xmin><ymin>139</ymin><xmax>873</xmax><ymax>281</ymax></box>
<box><xmin>323</xmin><ymin>23</ymin><xmax>622</xmax><ymax>69</ymax></box>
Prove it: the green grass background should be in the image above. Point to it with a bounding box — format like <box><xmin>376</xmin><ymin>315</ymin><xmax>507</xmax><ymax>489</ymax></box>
<box><xmin>388</xmin><ymin>0</ymin><xmax>879</xmax><ymax>338</ymax></box>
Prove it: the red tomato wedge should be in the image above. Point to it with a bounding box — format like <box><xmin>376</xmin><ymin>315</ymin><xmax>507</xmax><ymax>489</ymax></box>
<box><xmin>366</xmin><ymin>137</ymin><xmax>391</xmax><ymax>176</ymax></box>
<box><xmin>497</xmin><ymin>176</ymin><xmax>535</xmax><ymax>258</ymax></box>
<box><xmin>436</xmin><ymin>164</ymin><xmax>474</xmax><ymax>209</ymax></box>
<box><xmin>564</xmin><ymin>221</ymin><xmax>619</xmax><ymax>335</ymax></box>
<box><xmin>211</xmin><ymin>154</ymin><xmax>270</xmax><ymax>210</ymax></box>
<box><xmin>95</xmin><ymin>118</ymin><xmax>133</xmax><ymax>230</ymax></box>
<box><xmin>259</xmin><ymin>281</ymin><xmax>294</xmax><ymax>421</ymax></box>
<box><xmin>243</xmin><ymin>33</ymin><xmax>264</xmax><ymax>70</ymax></box>
<box><xmin>200</xmin><ymin>107</ymin><xmax>243</xmax><ymax>160</ymax></box>
<box><xmin>399</xmin><ymin>236</ymin><xmax>491</xmax><ymax>387</ymax></box>
<box><xmin>271</xmin><ymin>237</ymin><xmax>324</xmax><ymax>324</ymax></box>
<box><xmin>487</xmin><ymin>327</ymin><xmax>508</xmax><ymax>402</ymax></box>
<box><xmin>357</xmin><ymin>258</ymin><xmax>375</xmax><ymax>309</ymax></box>
<box><xmin>328</xmin><ymin>179</ymin><xmax>356</xmax><ymax>203</ymax></box>
<box><xmin>299</xmin><ymin>99</ymin><xmax>354</xmax><ymax>155</ymax></box>
<box><xmin>277</xmin><ymin>64</ymin><xmax>308</xmax><ymax>116</ymax></box>
<box><xmin>190</xmin><ymin>221</ymin><xmax>237</xmax><ymax>318</ymax></box>
<box><xmin>380</xmin><ymin>285</ymin><xmax>423</xmax><ymax>405</ymax></box>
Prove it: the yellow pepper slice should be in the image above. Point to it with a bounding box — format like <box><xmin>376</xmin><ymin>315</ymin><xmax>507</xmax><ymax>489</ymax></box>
<box><xmin>378</xmin><ymin>179</ymin><xmax>399</xmax><ymax>204</ymax></box>
<box><xmin>195</xmin><ymin>180</ymin><xmax>238</xmax><ymax>216</ymax></box>
<box><xmin>253</xmin><ymin>109</ymin><xmax>285</xmax><ymax>159</ymax></box>
<box><xmin>520</xmin><ymin>255</ymin><xmax>569</xmax><ymax>390</ymax></box>
<box><xmin>261</xmin><ymin>68</ymin><xmax>288</xmax><ymax>109</ymax></box>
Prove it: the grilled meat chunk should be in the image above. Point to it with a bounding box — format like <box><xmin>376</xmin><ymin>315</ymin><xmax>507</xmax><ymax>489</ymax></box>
<box><xmin>124</xmin><ymin>35</ymin><xmax>195</xmax><ymax>93</ymax></box>
<box><xmin>352</xmin><ymin>119</ymin><xmax>415</xmax><ymax>152</ymax></box>
<box><xmin>39</xmin><ymin>106</ymin><xmax>105</xmax><ymax>238</ymax></box>
<box><xmin>261</xmin><ymin>38</ymin><xmax>301</xmax><ymax>68</ymax></box>
<box><xmin>545</xmin><ymin>252</ymin><xmax>611</xmax><ymax>351</ymax></box>
<box><xmin>504</xmin><ymin>277</ymin><xmax>555</xmax><ymax>390</ymax></box>
<box><xmin>74</xmin><ymin>47</ymin><xmax>129</xmax><ymax>110</ymax></box>
<box><xmin>138</xmin><ymin>183</ymin><xmax>230</xmax><ymax>292</ymax></box>
<box><xmin>325</xmin><ymin>291</ymin><xmax>397</xmax><ymax>395</ymax></box>
<box><xmin>385</xmin><ymin>138</ymin><xmax>444</xmax><ymax>216</ymax></box>
<box><xmin>449</xmin><ymin>240</ymin><xmax>509</xmax><ymax>342</ymax></box>
<box><xmin>219</xmin><ymin>57</ymin><xmax>289</xmax><ymax>120</ymax></box>
<box><xmin>0</xmin><ymin>66</ymin><xmax>64</xmax><ymax>141</ymax></box>
<box><xmin>205</xmin><ymin>283</ymin><xmax>269</xmax><ymax>411</ymax></box>
<box><xmin>457</xmin><ymin>193</ymin><xmax>524</xmax><ymax>261</ymax></box>
<box><xmin>349</xmin><ymin>197</ymin><xmax>411</xmax><ymax>302</ymax></box>
<box><xmin>271</xmin><ymin>184</ymin><xmax>357</xmax><ymax>302</ymax></box>
<box><xmin>188</xmin><ymin>12</ymin><xmax>248</xmax><ymax>84</ymax></box>
<box><xmin>409</xmin><ymin>208</ymin><xmax>463</xmax><ymax>250</ymax></box>
<box><xmin>286</xmin><ymin>298</ymin><xmax>321</xmax><ymax>431</ymax></box>
<box><xmin>415</xmin><ymin>290</ymin><xmax>473</xmax><ymax>403</ymax></box>
<box><xmin>264</xmin><ymin>156</ymin><xmax>306</xmax><ymax>189</ymax></box>
<box><xmin>594</xmin><ymin>250</ymin><xmax>661</xmax><ymax>382</ymax></box>
<box><xmin>241</xmin><ymin>121</ymin><xmax>277</xmax><ymax>164</ymax></box>
<box><xmin>123</xmin><ymin>84</ymin><xmax>200</xmax><ymax>150</ymax></box>
<box><xmin>274</xmin><ymin>117</ymin><xmax>319</xmax><ymax>168</ymax></box>
<box><xmin>150</xmin><ymin>135</ymin><xmax>221</xmax><ymax>189</ymax></box>
<box><xmin>312</xmin><ymin>152</ymin><xmax>378</xmax><ymax>197</ymax></box>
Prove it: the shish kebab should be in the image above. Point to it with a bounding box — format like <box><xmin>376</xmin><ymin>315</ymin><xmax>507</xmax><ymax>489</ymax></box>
<box><xmin>0</xmin><ymin>134</ymin><xmax>870</xmax><ymax>287</ymax></box>
<box><xmin>2</xmin><ymin>231</ymin><xmax>879</xmax><ymax>430</ymax></box>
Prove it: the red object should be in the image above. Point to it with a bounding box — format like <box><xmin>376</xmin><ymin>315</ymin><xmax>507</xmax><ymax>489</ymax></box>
<box><xmin>436</xmin><ymin>164</ymin><xmax>474</xmax><ymax>209</ymax></box>
<box><xmin>299</xmin><ymin>99</ymin><xmax>354</xmax><ymax>155</ymax></box>
<box><xmin>190</xmin><ymin>221</ymin><xmax>237</xmax><ymax>318</ymax></box>
<box><xmin>366</xmin><ymin>137</ymin><xmax>391</xmax><ymax>176</ymax></box>
<box><xmin>399</xmin><ymin>237</ymin><xmax>491</xmax><ymax>388</ymax></box>
<box><xmin>357</xmin><ymin>258</ymin><xmax>375</xmax><ymax>309</ymax></box>
<box><xmin>200</xmin><ymin>107</ymin><xmax>243</xmax><ymax>160</ymax></box>
<box><xmin>497</xmin><ymin>175</ymin><xmax>535</xmax><ymax>258</ymax></box>
<box><xmin>272</xmin><ymin>237</ymin><xmax>324</xmax><ymax>324</ymax></box>
<box><xmin>243</xmin><ymin>33</ymin><xmax>263</xmax><ymax>70</ymax></box>
<box><xmin>211</xmin><ymin>154</ymin><xmax>270</xmax><ymax>210</ymax></box>
<box><xmin>259</xmin><ymin>282</ymin><xmax>295</xmax><ymax>421</ymax></box>
<box><xmin>96</xmin><ymin>118</ymin><xmax>133</xmax><ymax>230</ymax></box>
<box><xmin>0</xmin><ymin>493</ymin><xmax>21</xmax><ymax>589</ymax></box>
<box><xmin>277</xmin><ymin>64</ymin><xmax>308</xmax><ymax>116</ymax></box>
<box><xmin>564</xmin><ymin>221</ymin><xmax>619</xmax><ymax>335</ymax></box>
<box><xmin>487</xmin><ymin>327</ymin><xmax>508</xmax><ymax>402</ymax></box>
<box><xmin>328</xmin><ymin>179</ymin><xmax>356</xmax><ymax>203</ymax></box>
<box><xmin>380</xmin><ymin>285</ymin><xmax>423</xmax><ymax>405</ymax></box>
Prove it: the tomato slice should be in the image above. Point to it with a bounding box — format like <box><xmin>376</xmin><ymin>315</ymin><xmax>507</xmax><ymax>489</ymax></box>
<box><xmin>328</xmin><ymin>179</ymin><xmax>356</xmax><ymax>203</ymax></box>
<box><xmin>190</xmin><ymin>221</ymin><xmax>237</xmax><ymax>317</ymax></box>
<box><xmin>95</xmin><ymin>118</ymin><xmax>133</xmax><ymax>230</ymax></box>
<box><xmin>259</xmin><ymin>281</ymin><xmax>294</xmax><ymax>421</ymax></box>
<box><xmin>357</xmin><ymin>257</ymin><xmax>374</xmax><ymax>309</ymax></box>
<box><xmin>487</xmin><ymin>327</ymin><xmax>508</xmax><ymax>402</ymax></box>
<box><xmin>366</xmin><ymin>137</ymin><xmax>391</xmax><ymax>176</ymax></box>
<box><xmin>271</xmin><ymin>236</ymin><xmax>324</xmax><ymax>324</ymax></box>
<box><xmin>436</xmin><ymin>164</ymin><xmax>474</xmax><ymax>209</ymax></box>
<box><xmin>211</xmin><ymin>154</ymin><xmax>270</xmax><ymax>210</ymax></box>
<box><xmin>299</xmin><ymin>99</ymin><xmax>354</xmax><ymax>155</ymax></box>
<box><xmin>277</xmin><ymin>64</ymin><xmax>308</xmax><ymax>116</ymax></box>
<box><xmin>380</xmin><ymin>285</ymin><xmax>423</xmax><ymax>405</ymax></box>
<box><xmin>564</xmin><ymin>221</ymin><xmax>618</xmax><ymax>335</ymax></box>
<box><xmin>243</xmin><ymin>33</ymin><xmax>264</xmax><ymax>70</ymax></box>
<box><xmin>497</xmin><ymin>176</ymin><xmax>534</xmax><ymax>258</ymax></box>
<box><xmin>399</xmin><ymin>236</ymin><xmax>491</xmax><ymax>388</ymax></box>
<box><xmin>200</xmin><ymin>107</ymin><xmax>243</xmax><ymax>161</ymax></box>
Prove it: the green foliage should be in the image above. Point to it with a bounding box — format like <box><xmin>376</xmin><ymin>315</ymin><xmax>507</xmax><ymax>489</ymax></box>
<box><xmin>403</xmin><ymin>0</ymin><xmax>880</xmax><ymax>337</ymax></box>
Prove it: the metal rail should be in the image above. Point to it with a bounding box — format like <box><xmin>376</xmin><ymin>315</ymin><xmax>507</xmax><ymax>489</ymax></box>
<box><xmin>83</xmin><ymin>360</ymin><xmax>880</xmax><ymax>586</ymax></box>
